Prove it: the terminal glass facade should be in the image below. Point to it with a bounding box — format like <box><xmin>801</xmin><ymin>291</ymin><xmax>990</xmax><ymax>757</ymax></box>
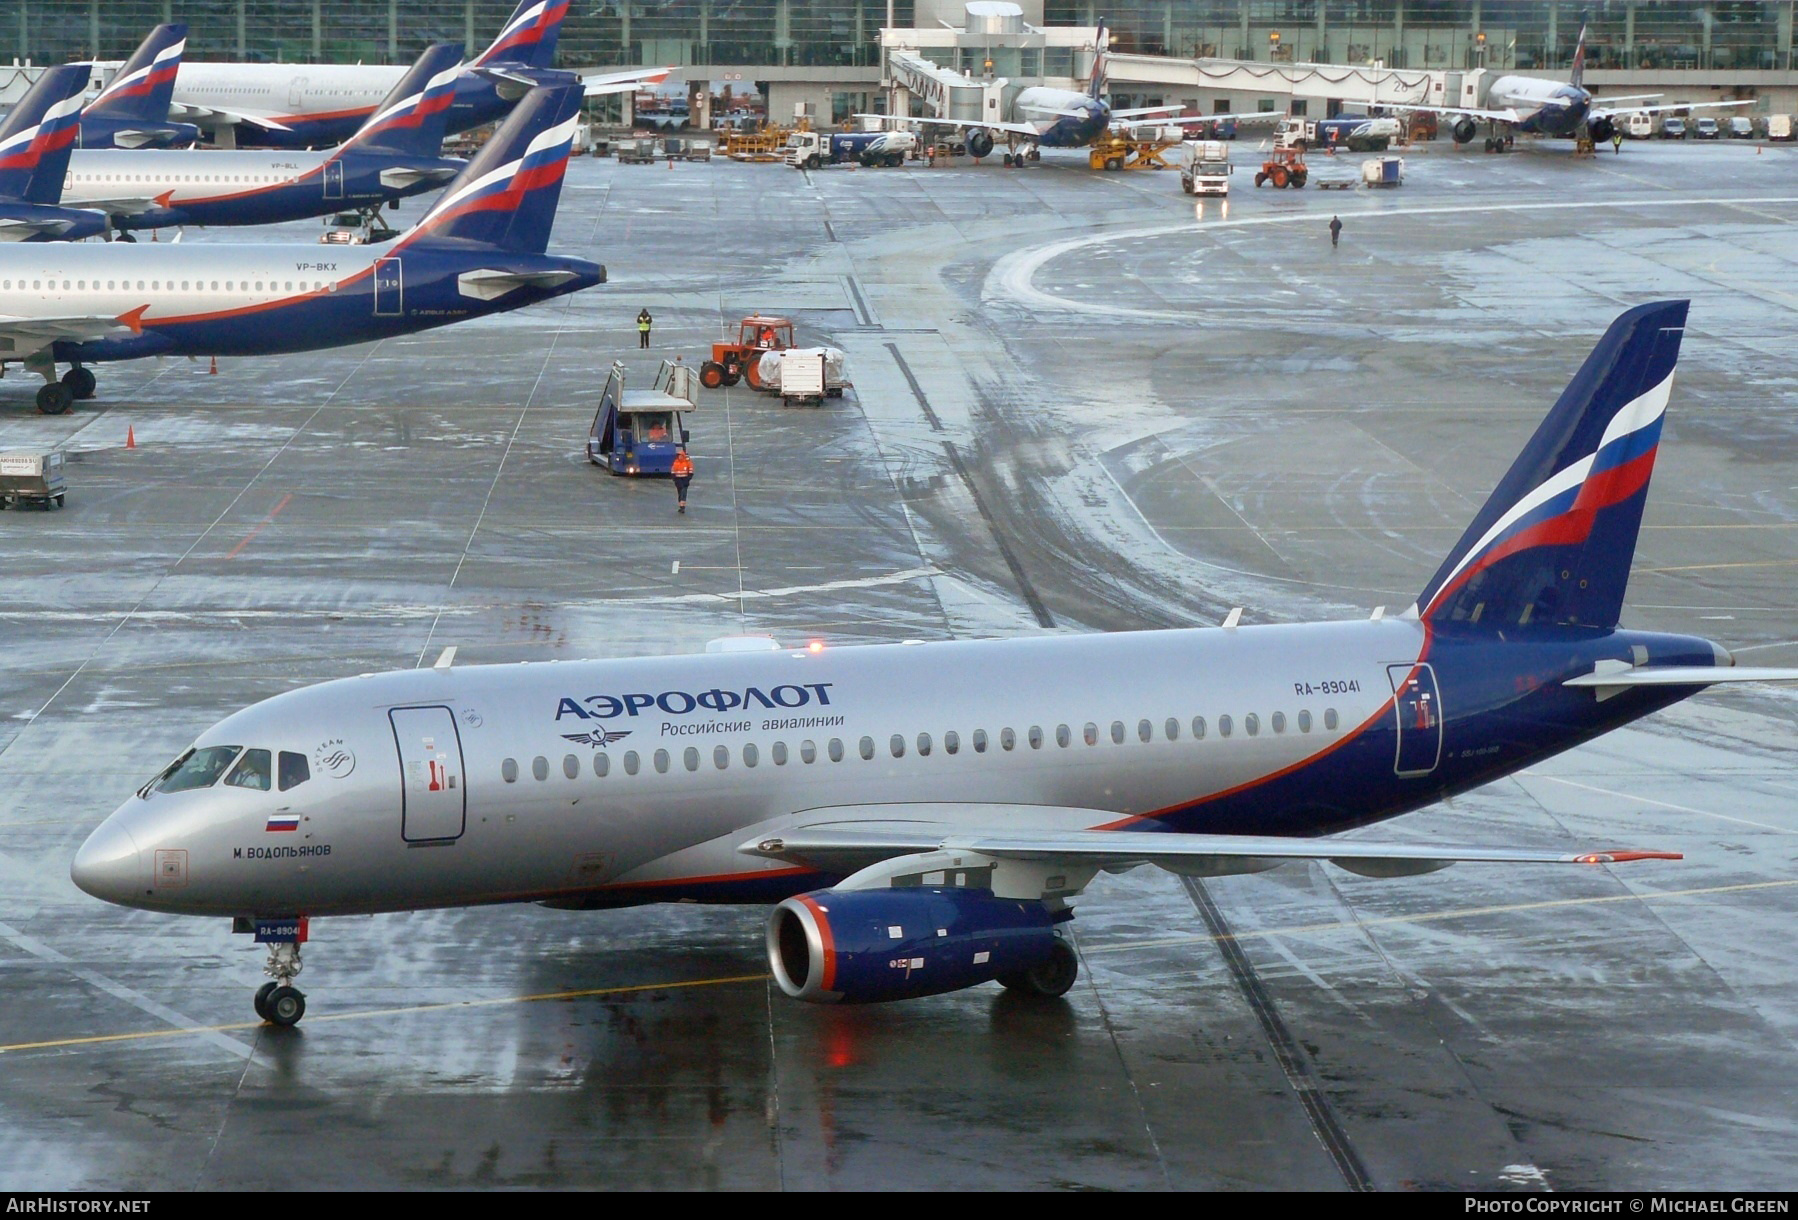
<box><xmin>5</xmin><ymin>1</ymin><xmax>1792</xmax><ymax>72</ymax></box>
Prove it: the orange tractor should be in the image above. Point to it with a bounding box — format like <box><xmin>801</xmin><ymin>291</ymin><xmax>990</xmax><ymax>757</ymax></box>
<box><xmin>1253</xmin><ymin>146</ymin><xmax>1309</xmax><ymax>188</ymax></box>
<box><xmin>699</xmin><ymin>314</ymin><xmax>795</xmax><ymax>389</ymax></box>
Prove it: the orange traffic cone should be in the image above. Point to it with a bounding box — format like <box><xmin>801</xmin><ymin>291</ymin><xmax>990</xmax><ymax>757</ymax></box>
<box><xmin>125</xmin><ymin>425</ymin><xmax>135</xmax><ymax>449</ymax></box>
<box><xmin>208</xmin><ymin>356</ymin><xmax>218</xmax><ymax>375</ymax></box>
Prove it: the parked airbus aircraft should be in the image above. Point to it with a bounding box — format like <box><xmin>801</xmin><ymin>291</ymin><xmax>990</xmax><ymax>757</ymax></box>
<box><xmin>71</xmin><ymin>301</ymin><xmax>1798</xmax><ymax>1026</ymax></box>
<box><xmin>166</xmin><ymin>0</ymin><xmax>665</xmax><ymax>148</ymax></box>
<box><xmin>1385</xmin><ymin>23</ymin><xmax>1752</xmax><ymax>150</ymax></box>
<box><xmin>866</xmin><ymin>27</ymin><xmax>1278</xmax><ymax>166</ymax></box>
<box><xmin>77</xmin><ymin>24</ymin><xmax>199</xmax><ymax>149</ymax></box>
<box><xmin>0</xmin><ymin>84</ymin><xmax>600</xmax><ymax>414</ymax></box>
<box><xmin>64</xmin><ymin>43</ymin><xmax>465</xmax><ymax>239</ymax></box>
<box><xmin>0</xmin><ymin>65</ymin><xmax>108</xmax><ymax>243</ymax></box>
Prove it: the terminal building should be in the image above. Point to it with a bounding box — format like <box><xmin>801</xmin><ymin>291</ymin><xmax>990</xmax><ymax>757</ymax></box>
<box><xmin>5</xmin><ymin>1</ymin><xmax>1797</xmax><ymax>123</ymax></box>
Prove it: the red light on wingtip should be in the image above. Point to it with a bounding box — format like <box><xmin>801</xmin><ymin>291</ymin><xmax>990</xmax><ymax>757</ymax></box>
<box><xmin>1576</xmin><ymin>850</ymin><xmax>1684</xmax><ymax>864</ymax></box>
<box><xmin>807</xmin><ymin>641</ymin><xmax>824</xmax><ymax>653</ymax></box>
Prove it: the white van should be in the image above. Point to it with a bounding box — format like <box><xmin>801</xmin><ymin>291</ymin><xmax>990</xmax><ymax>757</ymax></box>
<box><xmin>1769</xmin><ymin>114</ymin><xmax>1794</xmax><ymax>141</ymax></box>
<box><xmin>1625</xmin><ymin>113</ymin><xmax>1655</xmax><ymax>139</ymax></box>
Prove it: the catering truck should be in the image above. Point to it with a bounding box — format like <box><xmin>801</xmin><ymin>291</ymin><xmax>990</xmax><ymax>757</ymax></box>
<box><xmin>1180</xmin><ymin>140</ymin><xmax>1232</xmax><ymax>195</ymax></box>
<box><xmin>1275</xmin><ymin>115</ymin><xmax>1401</xmax><ymax>152</ymax></box>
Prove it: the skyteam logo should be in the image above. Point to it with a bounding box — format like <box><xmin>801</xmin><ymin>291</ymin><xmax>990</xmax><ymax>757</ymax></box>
<box><xmin>1422</xmin><ymin>370</ymin><xmax>1672</xmax><ymax>617</ymax></box>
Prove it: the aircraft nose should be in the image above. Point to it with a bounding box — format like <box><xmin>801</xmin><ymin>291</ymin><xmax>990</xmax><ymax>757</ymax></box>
<box><xmin>71</xmin><ymin>818</ymin><xmax>146</xmax><ymax>903</ymax></box>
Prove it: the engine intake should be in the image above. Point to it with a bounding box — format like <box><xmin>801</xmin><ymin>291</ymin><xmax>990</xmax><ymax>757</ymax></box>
<box><xmin>967</xmin><ymin>128</ymin><xmax>995</xmax><ymax>159</ymax></box>
<box><xmin>1452</xmin><ymin>117</ymin><xmax>1478</xmax><ymax>144</ymax></box>
<box><xmin>768</xmin><ymin>887</ymin><xmax>1059</xmax><ymax>1003</ymax></box>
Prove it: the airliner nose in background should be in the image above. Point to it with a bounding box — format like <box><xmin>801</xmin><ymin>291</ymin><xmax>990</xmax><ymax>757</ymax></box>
<box><xmin>0</xmin><ymin>83</ymin><xmax>602</xmax><ymax>414</ymax></box>
<box><xmin>71</xmin><ymin>301</ymin><xmax>1798</xmax><ymax>1027</ymax></box>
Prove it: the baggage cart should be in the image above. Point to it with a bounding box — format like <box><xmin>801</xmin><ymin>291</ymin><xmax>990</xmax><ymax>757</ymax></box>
<box><xmin>0</xmin><ymin>450</ymin><xmax>66</xmax><ymax>509</ymax></box>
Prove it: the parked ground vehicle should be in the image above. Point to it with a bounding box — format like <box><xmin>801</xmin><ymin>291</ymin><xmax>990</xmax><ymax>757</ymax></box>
<box><xmin>1694</xmin><ymin>117</ymin><xmax>1720</xmax><ymax>140</ymax></box>
<box><xmin>587</xmin><ymin>360</ymin><xmax>698</xmax><ymax>476</ymax></box>
<box><xmin>1728</xmin><ymin>116</ymin><xmax>1756</xmax><ymax>138</ymax></box>
<box><xmin>1661</xmin><ymin>117</ymin><xmax>1688</xmax><ymax>140</ymax></box>
<box><xmin>0</xmin><ymin>451</ymin><xmax>66</xmax><ymax>509</ymax></box>
<box><xmin>1625</xmin><ymin>113</ymin><xmax>1655</xmax><ymax>139</ymax></box>
<box><xmin>1180</xmin><ymin>140</ymin><xmax>1231</xmax><ymax>195</ymax></box>
<box><xmin>783</xmin><ymin>129</ymin><xmax>914</xmax><ymax>168</ymax></box>
<box><xmin>1769</xmin><ymin>114</ymin><xmax>1795</xmax><ymax>141</ymax></box>
<box><xmin>1275</xmin><ymin>115</ymin><xmax>1399</xmax><ymax>152</ymax></box>
<box><xmin>1253</xmin><ymin>146</ymin><xmax>1307</xmax><ymax>189</ymax></box>
<box><xmin>700</xmin><ymin>315</ymin><xmax>794</xmax><ymax>389</ymax></box>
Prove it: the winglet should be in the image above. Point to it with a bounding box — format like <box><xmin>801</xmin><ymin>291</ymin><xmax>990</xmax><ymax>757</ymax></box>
<box><xmin>116</xmin><ymin>304</ymin><xmax>150</xmax><ymax>334</ymax></box>
<box><xmin>154</xmin><ymin>190</ymin><xmax>174</xmax><ymax>208</ymax></box>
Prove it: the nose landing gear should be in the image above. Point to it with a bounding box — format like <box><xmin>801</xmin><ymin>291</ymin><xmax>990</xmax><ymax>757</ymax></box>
<box><xmin>250</xmin><ymin>931</ymin><xmax>307</xmax><ymax>1026</ymax></box>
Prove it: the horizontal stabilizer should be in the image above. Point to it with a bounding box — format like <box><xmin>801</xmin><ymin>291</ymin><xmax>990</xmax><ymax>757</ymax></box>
<box><xmin>0</xmin><ymin>216</ymin><xmax>78</xmax><ymax>239</ymax></box>
<box><xmin>380</xmin><ymin>165</ymin><xmax>461</xmax><ymax>191</ymax></box>
<box><xmin>457</xmin><ymin>267</ymin><xmax>595</xmax><ymax>300</ymax></box>
<box><xmin>1565</xmin><ymin>665</ymin><xmax>1798</xmax><ymax>689</ymax></box>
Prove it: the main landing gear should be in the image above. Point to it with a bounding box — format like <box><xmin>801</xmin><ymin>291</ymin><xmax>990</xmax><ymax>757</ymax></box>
<box><xmin>253</xmin><ymin>939</ymin><xmax>307</xmax><ymax>1027</ymax></box>
<box><xmin>996</xmin><ymin>936</ymin><xmax>1080</xmax><ymax>997</ymax></box>
<box><xmin>26</xmin><ymin>361</ymin><xmax>97</xmax><ymax>415</ymax></box>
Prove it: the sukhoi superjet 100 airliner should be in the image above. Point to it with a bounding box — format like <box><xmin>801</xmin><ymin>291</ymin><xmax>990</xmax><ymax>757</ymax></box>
<box><xmin>72</xmin><ymin>300</ymin><xmax>1798</xmax><ymax>1027</ymax></box>
<box><xmin>0</xmin><ymin>84</ymin><xmax>601</xmax><ymax>414</ymax></box>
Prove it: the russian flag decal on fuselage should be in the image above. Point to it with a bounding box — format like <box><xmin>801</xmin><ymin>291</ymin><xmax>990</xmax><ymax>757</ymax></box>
<box><xmin>266</xmin><ymin>815</ymin><xmax>301</xmax><ymax>833</ymax></box>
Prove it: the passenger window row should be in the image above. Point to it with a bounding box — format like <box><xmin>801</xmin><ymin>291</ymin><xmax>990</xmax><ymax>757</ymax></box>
<box><xmin>499</xmin><ymin>708</ymin><xmax>1342</xmax><ymax>784</ymax></box>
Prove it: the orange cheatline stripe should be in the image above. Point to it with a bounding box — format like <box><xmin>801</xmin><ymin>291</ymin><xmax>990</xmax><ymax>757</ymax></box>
<box><xmin>0</xmin><ymin>972</ymin><xmax>769</xmax><ymax>1055</ymax></box>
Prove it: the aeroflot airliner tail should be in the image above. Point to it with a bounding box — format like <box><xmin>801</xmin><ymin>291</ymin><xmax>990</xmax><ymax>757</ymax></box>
<box><xmin>72</xmin><ymin>301</ymin><xmax>1798</xmax><ymax>1027</ymax></box>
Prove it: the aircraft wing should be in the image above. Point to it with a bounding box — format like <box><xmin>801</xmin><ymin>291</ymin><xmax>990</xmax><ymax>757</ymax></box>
<box><xmin>739</xmin><ymin>804</ymin><xmax>1679</xmax><ymax>884</ymax></box>
<box><xmin>578</xmin><ymin>66</ymin><xmax>673</xmax><ymax>97</ymax></box>
<box><xmin>853</xmin><ymin>112</ymin><xmax>1046</xmax><ymax>139</ymax></box>
<box><xmin>1116</xmin><ymin>110</ymin><xmax>1285</xmax><ymax>131</ymax></box>
<box><xmin>1110</xmin><ymin>104</ymin><xmax>1187</xmax><ymax>119</ymax></box>
<box><xmin>168</xmin><ymin>103</ymin><xmax>293</xmax><ymax>133</ymax></box>
<box><xmin>476</xmin><ymin>64</ymin><xmax>671</xmax><ymax>100</ymax></box>
<box><xmin>60</xmin><ymin>192</ymin><xmax>169</xmax><ymax>220</ymax></box>
<box><xmin>0</xmin><ymin>307</ymin><xmax>149</xmax><ymax>359</ymax></box>
<box><xmin>1378</xmin><ymin>101</ymin><xmax>1523</xmax><ymax>123</ymax></box>
<box><xmin>1594</xmin><ymin>99</ymin><xmax>1757</xmax><ymax>118</ymax></box>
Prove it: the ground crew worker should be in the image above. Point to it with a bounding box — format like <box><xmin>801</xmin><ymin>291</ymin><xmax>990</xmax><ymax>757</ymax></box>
<box><xmin>1329</xmin><ymin>215</ymin><xmax>1342</xmax><ymax>248</ymax></box>
<box><xmin>1612</xmin><ymin>130</ymin><xmax>1624</xmax><ymax>154</ymax></box>
<box><xmin>637</xmin><ymin>308</ymin><xmax>653</xmax><ymax>349</ymax></box>
<box><xmin>671</xmin><ymin>446</ymin><xmax>693</xmax><ymax>514</ymax></box>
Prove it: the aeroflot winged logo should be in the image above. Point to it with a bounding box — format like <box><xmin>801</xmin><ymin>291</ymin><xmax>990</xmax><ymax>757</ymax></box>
<box><xmin>562</xmin><ymin>729</ymin><xmax>632</xmax><ymax>748</ymax></box>
<box><xmin>555</xmin><ymin>682</ymin><xmax>836</xmax><ymax>720</ymax></box>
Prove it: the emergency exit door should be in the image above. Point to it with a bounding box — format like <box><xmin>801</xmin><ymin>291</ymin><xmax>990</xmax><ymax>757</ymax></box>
<box><xmin>323</xmin><ymin>159</ymin><xmax>344</xmax><ymax>199</ymax></box>
<box><xmin>1387</xmin><ymin>664</ymin><xmax>1443</xmax><ymax>778</ymax></box>
<box><xmin>390</xmin><ymin>705</ymin><xmax>465</xmax><ymax>842</ymax></box>
<box><xmin>373</xmin><ymin>257</ymin><xmax>403</xmax><ymax>316</ymax></box>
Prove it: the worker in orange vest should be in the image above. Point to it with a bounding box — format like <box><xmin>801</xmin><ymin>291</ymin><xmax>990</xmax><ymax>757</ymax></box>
<box><xmin>671</xmin><ymin>447</ymin><xmax>694</xmax><ymax>514</ymax></box>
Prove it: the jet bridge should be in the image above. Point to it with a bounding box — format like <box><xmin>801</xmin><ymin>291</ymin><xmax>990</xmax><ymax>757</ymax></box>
<box><xmin>884</xmin><ymin>48</ymin><xmax>998</xmax><ymax>123</ymax></box>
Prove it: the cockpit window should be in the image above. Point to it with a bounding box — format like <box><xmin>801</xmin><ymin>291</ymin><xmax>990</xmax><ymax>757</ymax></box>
<box><xmin>152</xmin><ymin>745</ymin><xmax>243</xmax><ymax>794</ymax></box>
<box><xmin>278</xmin><ymin>751</ymin><xmax>310</xmax><ymax>792</ymax></box>
<box><xmin>224</xmin><ymin>748</ymin><xmax>272</xmax><ymax>792</ymax></box>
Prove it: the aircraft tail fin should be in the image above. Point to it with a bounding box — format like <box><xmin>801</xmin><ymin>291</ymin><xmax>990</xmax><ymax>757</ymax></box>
<box><xmin>405</xmin><ymin>83</ymin><xmax>580</xmax><ymax>254</ymax></box>
<box><xmin>475</xmin><ymin>0</ymin><xmax>567</xmax><ymax>70</ymax></box>
<box><xmin>1416</xmin><ymin>300</ymin><xmax>1688</xmax><ymax>632</ymax></box>
<box><xmin>342</xmin><ymin>41</ymin><xmax>464</xmax><ymax>156</ymax></box>
<box><xmin>0</xmin><ymin>64</ymin><xmax>88</xmax><ymax>205</ymax></box>
<box><xmin>1570</xmin><ymin>21</ymin><xmax>1589</xmax><ymax>90</ymax></box>
<box><xmin>86</xmin><ymin>24</ymin><xmax>187</xmax><ymax>122</ymax></box>
<box><xmin>1089</xmin><ymin>20</ymin><xmax>1109</xmax><ymax>100</ymax></box>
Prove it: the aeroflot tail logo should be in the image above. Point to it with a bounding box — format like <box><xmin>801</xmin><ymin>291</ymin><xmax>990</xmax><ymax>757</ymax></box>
<box><xmin>556</xmin><ymin>682</ymin><xmax>835</xmax><ymax>720</ymax></box>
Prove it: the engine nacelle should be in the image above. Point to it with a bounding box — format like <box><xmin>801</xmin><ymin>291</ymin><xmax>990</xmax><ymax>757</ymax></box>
<box><xmin>1587</xmin><ymin>115</ymin><xmax>1617</xmax><ymax>144</ymax></box>
<box><xmin>967</xmin><ymin>128</ymin><xmax>995</xmax><ymax>159</ymax></box>
<box><xmin>1451</xmin><ymin>117</ymin><xmax>1478</xmax><ymax>144</ymax></box>
<box><xmin>768</xmin><ymin>886</ymin><xmax>1058</xmax><ymax>1003</ymax></box>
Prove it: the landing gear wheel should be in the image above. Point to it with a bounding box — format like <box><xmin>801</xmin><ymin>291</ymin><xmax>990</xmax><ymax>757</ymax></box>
<box><xmin>61</xmin><ymin>367</ymin><xmax>96</xmax><ymax>400</ymax></box>
<box><xmin>254</xmin><ymin>981</ymin><xmax>278</xmax><ymax>1020</ymax></box>
<box><xmin>116</xmin><ymin>231</ymin><xmax>137</xmax><ymax>243</ymax></box>
<box><xmin>1026</xmin><ymin>147</ymin><xmax>1040</xmax><ymax>162</ymax></box>
<box><xmin>265</xmin><ymin>986</ymin><xmax>306</xmax><ymax>1026</ymax></box>
<box><xmin>1002</xmin><ymin>152</ymin><xmax>1014</xmax><ymax>167</ymax></box>
<box><xmin>999</xmin><ymin>939</ymin><xmax>1079</xmax><ymax>998</ymax></box>
<box><xmin>699</xmin><ymin>361</ymin><xmax>726</xmax><ymax>389</ymax></box>
<box><xmin>35</xmin><ymin>383</ymin><xmax>73</xmax><ymax>415</ymax></box>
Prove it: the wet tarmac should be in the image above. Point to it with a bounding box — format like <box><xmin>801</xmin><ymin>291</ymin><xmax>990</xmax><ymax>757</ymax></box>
<box><xmin>1</xmin><ymin>137</ymin><xmax>1795</xmax><ymax>1190</ymax></box>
